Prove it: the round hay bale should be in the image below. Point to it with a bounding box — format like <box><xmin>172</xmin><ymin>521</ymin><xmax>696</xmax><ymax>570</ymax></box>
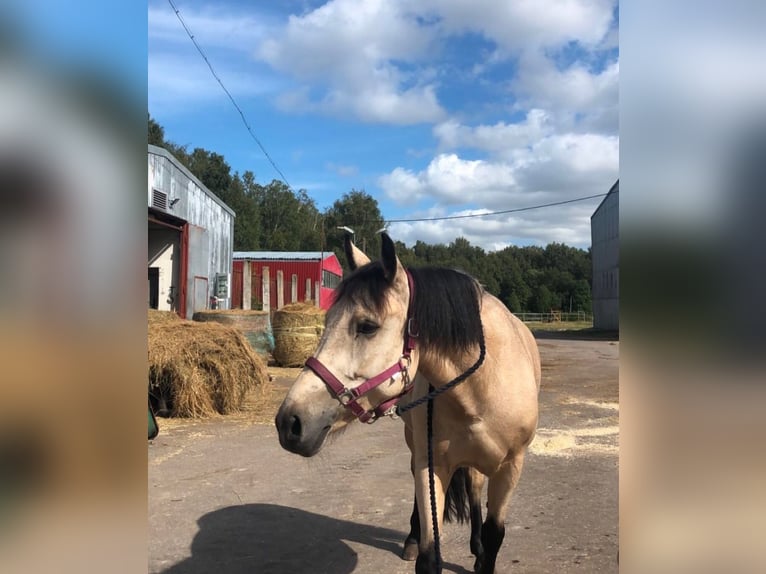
<box><xmin>271</xmin><ymin>303</ymin><xmax>325</xmax><ymax>367</ymax></box>
<box><xmin>148</xmin><ymin>309</ymin><xmax>182</xmax><ymax>325</ymax></box>
<box><xmin>192</xmin><ymin>309</ymin><xmax>274</xmax><ymax>358</ymax></box>
<box><xmin>148</xmin><ymin>319</ymin><xmax>269</xmax><ymax>418</ymax></box>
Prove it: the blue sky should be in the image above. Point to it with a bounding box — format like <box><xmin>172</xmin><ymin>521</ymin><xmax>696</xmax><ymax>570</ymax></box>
<box><xmin>149</xmin><ymin>0</ymin><xmax>619</xmax><ymax>250</ymax></box>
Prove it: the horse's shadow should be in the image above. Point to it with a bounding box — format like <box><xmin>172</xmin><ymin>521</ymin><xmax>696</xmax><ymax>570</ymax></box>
<box><xmin>160</xmin><ymin>503</ymin><xmax>471</xmax><ymax>574</ymax></box>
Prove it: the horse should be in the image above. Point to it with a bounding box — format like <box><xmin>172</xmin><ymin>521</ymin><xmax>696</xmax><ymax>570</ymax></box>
<box><xmin>275</xmin><ymin>233</ymin><xmax>540</xmax><ymax>574</ymax></box>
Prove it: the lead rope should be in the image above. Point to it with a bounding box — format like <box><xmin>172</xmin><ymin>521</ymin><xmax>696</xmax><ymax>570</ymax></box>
<box><xmin>396</xmin><ymin>328</ymin><xmax>486</xmax><ymax>574</ymax></box>
<box><xmin>426</xmin><ymin>386</ymin><xmax>442</xmax><ymax>572</ymax></box>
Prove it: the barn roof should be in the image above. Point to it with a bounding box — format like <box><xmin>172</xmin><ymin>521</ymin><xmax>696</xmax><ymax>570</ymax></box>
<box><xmin>233</xmin><ymin>251</ymin><xmax>336</xmax><ymax>261</ymax></box>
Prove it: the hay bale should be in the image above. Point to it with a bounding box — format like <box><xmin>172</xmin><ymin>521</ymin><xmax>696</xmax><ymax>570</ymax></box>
<box><xmin>148</xmin><ymin>309</ymin><xmax>182</xmax><ymax>325</ymax></box>
<box><xmin>148</xmin><ymin>319</ymin><xmax>269</xmax><ymax>418</ymax></box>
<box><xmin>192</xmin><ymin>310</ymin><xmax>274</xmax><ymax>357</ymax></box>
<box><xmin>272</xmin><ymin>303</ymin><xmax>325</xmax><ymax>367</ymax></box>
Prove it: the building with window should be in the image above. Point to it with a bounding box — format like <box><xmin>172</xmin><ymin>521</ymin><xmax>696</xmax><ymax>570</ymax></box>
<box><xmin>590</xmin><ymin>180</ymin><xmax>619</xmax><ymax>330</ymax></box>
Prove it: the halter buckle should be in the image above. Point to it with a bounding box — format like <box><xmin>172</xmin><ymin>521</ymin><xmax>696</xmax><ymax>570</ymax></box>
<box><xmin>337</xmin><ymin>388</ymin><xmax>355</xmax><ymax>405</ymax></box>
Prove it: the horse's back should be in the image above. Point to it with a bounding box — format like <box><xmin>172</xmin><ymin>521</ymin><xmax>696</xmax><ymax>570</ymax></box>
<box><xmin>479</xmin><ymin>293</ymin><xmax>540</xmax><ymax>442</ymax></box>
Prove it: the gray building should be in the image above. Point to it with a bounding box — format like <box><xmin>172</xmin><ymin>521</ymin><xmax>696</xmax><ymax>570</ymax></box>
<box><xmin>591</xmin><ymin>180</ymin><xmax>619</xmax><ymax>330</ymax></box>
<box><xmin>148</xmin><ymin>145</ymin><xmax>234</xmax><ymax>318</ymax></box>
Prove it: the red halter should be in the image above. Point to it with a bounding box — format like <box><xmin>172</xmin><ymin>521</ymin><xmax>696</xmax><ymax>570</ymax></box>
<box><xmin>305</xmin><ymin>270</ymin><xmax>418</xmax><ymax>423</ymax></box>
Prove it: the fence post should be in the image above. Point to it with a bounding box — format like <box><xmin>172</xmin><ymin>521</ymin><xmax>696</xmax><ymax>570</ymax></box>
<box><xmin>276</xmin><ymin>270</ymin><xmax>284</xmax><ymax>310</ymax></box>
<box><xmin>314</xmin><ymin>281</ymin><xmax>320</xmax><ymax>308</ymax></box>
<box><xmin>242</xmin><ymin>261</ymin><xmax>251</xmax><ymax>310</ymax></box>
<box><xmin>262</xmin><ymin>267</ymin><xmax>270</xmax><ymax>313</ymax></box>
<box><xmin>291</xmin><ymin>274</ymin><xmax>298</xmax><ymax>303</ymax></box>
<box><xmin>305</xmin><ymin>278</ymin><xmax>312</xmax><ymax>302</ymax></box>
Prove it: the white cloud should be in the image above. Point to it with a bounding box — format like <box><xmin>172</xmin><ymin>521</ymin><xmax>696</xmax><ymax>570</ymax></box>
<box><xmin>424</xmin><ymin>0</ymin><xmax>616</xmax><ymax>53</ymax></box>
<box><xmin>380</xmin><ymin>132</ymin><xmax>618</xmax><ymax>205</ymax></box>
<box><xmin>379</xmin><ymin>127</ymin><xmax>618</xmax><ymax>248</ymax></box>
<box><xmin>256</xmin><ymin>0</ymin><xmax>445</xmax><ymax>124</ymax></box>
<box><xmin>379</xmin><ymin>153</ymin><xmax>519</xmax><ymax>205</ymax></box>
<box><xmin>148</xmin><ymin>4</ymin><xmax>278</xmax><ymax>115</ymax></box>
<box><xmin>514</xmin><ymin>51</ymin><xmax>619</xmax><ymax>133</ymax></box>
<box><xmin>149</xmin><ymin>5</ymin><xmax>269</xmax><ymax>49</ymax></box>
<box><xmin>434</xmin><ymin>109</ymin><xmax>553</xmax><ymax>153</ymax></box>
<box><xmin>388</xmin><ymin>200</ymin><xmax>598</xmax><ymax>250</ymax></box>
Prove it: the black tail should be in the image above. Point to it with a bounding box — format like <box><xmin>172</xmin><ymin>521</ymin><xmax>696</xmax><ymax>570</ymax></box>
<box><xmin>443</xmin><ymin>467</ymin><xmax>471</xmax><ymax>524</ymax></box>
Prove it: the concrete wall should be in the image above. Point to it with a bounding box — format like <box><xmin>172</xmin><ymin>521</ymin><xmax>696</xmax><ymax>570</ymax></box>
<box><xmin>148</xmin><ymin>145</ymin><xmax>235</xmax><ymax>314</ymax></box>
<box><xmin>591</xmin><ymin>182</ymin><xmax>619</xmax><ymax>330</ymax></box>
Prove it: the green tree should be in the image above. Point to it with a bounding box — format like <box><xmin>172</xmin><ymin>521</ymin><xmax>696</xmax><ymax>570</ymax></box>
<box><xmin>323</xmin><ymin>189</ymin><xmax>385</xmax><ymax>270</ymax></box>
<box><xmin>148</xmin><ymin>115</ymin><xmax>165</xmax><ymax>146</ymax></box>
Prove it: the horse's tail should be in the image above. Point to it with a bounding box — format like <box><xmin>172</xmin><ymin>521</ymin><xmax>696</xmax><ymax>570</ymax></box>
<box><xmin>443</xmin><ymin>467</ymin><xmax>471</xmax><ymax>524</ymax></box>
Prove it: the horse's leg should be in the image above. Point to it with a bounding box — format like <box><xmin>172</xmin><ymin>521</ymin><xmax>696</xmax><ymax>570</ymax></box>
<box><xmin>402</xmin><ymin>495</ymin><xmax>420</xmax><ymax>561</ymax></box>
<box><xmin>476</xmin><ymin>451</ymin><xmax>526</xmax><ymax>574</ymax></box>
<box><xmin>466</xmin><ymin>467</ymin><xmax>486</xmax><ymax>569</ymax></box>
<box><xmin>413</xmin><ymin>463</ymin><xmax>449</xmax><ymax>574</ymax></box>
<box><xmin>402</xmin><ymin>423</ymin><xmax>420</xmax><ymax>561</ymax></box>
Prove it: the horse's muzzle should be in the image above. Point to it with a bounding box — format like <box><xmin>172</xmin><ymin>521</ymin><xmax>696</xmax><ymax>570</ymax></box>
<box><xmin>274</xmin><ymin>402</ymin><xmax>331</xmax><ymax>457</ymax></box>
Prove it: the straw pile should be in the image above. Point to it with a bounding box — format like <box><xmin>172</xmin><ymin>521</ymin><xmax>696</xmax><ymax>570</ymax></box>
<box><xmin>148</xmin><ymin>317</ymin><xmax>269</xmax><ymax>418</ymax></box>
<box><xmin>192</xmin><ymin>309</ymin><xmax>274</xmax><ymax>358</ymax></box>
<box><xmin>148</xmin><ymin>309</ymin><xmax>182</xmax><ymax>325</ymax></box>
<box><xmin>272</xmin><ymin>303</ymin><xmax>325</xmax><ymax>367</ymax></box>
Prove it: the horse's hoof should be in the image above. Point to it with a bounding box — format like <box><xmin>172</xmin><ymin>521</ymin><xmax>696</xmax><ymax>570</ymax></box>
<box><xmin>402</xmin><ymin>542</ymin><xmax>419</xmax><ymax>561</ymax></box>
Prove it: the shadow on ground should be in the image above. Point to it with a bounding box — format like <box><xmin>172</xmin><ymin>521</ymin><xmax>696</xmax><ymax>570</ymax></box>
<box><xmin>160</xmin><ymin>503</ymin><xmax>471</xmax><ymax>574</ymax></box>
<box><xmin>533</xmin><ymin>328</ymin><xmax>619</xmax><ymax>341</ymax></box>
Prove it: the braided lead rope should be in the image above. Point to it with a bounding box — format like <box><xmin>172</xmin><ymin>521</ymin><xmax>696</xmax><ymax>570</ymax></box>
<box><xmin>399</xmin><ymin>325</ymin><xmax>486</xmax><ymax>573</ymax></box>
<box><xmin>395</xmin><ymin>326</ymin><xmax>486</xmax><ymax>416</ymax></box>
<box><xmin>427</xmin><ymin>388</ymin><xmax>442</xmax><ymax>573</ymax></box>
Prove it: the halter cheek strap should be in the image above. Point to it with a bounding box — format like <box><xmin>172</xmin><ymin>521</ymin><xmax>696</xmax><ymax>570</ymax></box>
<box><xmin>305</xmin><ymin>270</ymin><xmax>418</xmax><ymax>423</ymax></box>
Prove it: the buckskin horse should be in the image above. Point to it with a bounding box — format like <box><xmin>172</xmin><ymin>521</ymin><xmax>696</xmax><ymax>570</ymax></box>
<box><xmin>275</xmin><ymin>233</ymin><xmax>540</xmax><ymax>573</ymax></box>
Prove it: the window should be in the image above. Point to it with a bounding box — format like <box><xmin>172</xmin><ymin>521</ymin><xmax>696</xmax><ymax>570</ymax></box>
<box><xmin>322</xmin><ymin>269</ymin><xmax>341</xmax><ymax>289</ymax></box>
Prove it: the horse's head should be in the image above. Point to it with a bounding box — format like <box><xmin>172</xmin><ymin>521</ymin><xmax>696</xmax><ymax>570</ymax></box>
<box><xmin>275</xmin><ymin>233</ymin><xmax>418</xmax><ymax>457</ymax></box>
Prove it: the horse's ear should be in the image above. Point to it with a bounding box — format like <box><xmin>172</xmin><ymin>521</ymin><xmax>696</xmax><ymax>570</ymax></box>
<box><xmin>343</xmin><ymin>233</ymin><xmax>370</xmax><ymax>271</ymax></box>
<box><xmin>380</xmin><ymin>232</ymin><xmax>399</xmax><ymax>282</ymax></box>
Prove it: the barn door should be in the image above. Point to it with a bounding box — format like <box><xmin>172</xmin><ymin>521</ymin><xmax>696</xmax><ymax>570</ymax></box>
<box><xmin>186</xmin><ymin>224</ymin><xmax>209</xmax><ymax>317</ymax></box>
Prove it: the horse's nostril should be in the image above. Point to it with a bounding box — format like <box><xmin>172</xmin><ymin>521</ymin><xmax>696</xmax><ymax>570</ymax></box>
<box><xmin>289</xmin><ymin>415</ymin><xmax>302</xmax><ymax>439</ymax></box>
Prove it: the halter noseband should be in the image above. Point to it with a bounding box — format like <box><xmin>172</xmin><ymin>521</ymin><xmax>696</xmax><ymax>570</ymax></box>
<box><xmin>305</xmin><ymin>270</ymin><xmax>418</xmax><ymax>423</ymax></box>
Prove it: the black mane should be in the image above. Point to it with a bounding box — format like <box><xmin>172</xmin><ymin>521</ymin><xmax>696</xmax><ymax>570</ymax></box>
<box><xmin>332</xmin><ymin>263</ymin><xmax>484</xmax><ymax>354</ymax></box>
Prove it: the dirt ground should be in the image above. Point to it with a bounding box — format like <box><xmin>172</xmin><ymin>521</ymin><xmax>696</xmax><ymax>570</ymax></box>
<box><xmin>149</xmin><ymin>333</ymin><xmax>618</xmax><ymax>573</ymax></box>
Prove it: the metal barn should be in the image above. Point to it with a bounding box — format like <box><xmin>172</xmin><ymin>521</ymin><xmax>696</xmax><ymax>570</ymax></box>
<box><xmin>231</xmin><ymin>252</ymin><xmax>343</xmax><ymax>311</ymax></box>
<box><xmin>590</xmin><ymin>180</ymin><xmax>619</xmax><ymax>330</ymax></box>
<box><xmin>148</xmin><ymin>145</ymin><xmax>235</xmax><ymax>318</ymax></box>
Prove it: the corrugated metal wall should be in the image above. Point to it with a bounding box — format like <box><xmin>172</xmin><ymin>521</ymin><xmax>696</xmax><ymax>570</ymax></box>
<box><xmin>148</xmin><ymin>145</ymin><xmax>235</xmax><ymax>317</ymax></box>
<box><xmin>591</xmin><ymin>182</ymin><xmax>619</xmax><ymax>330</ymax></box>
<box><xmin>232</xmin><ymin>256</ymin><xmax>342</xmax><ymax>310</ymax></box>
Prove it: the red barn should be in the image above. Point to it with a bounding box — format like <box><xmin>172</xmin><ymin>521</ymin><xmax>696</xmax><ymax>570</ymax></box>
<box><xmin>231</xmin><ymin>251</ymin><xmax>343</xmax><ymax>311</ymax></box>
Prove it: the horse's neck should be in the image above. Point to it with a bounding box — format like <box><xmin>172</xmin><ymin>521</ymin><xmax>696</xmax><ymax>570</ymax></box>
<box><xmin>418</xmin><ymin>348</ymin><xmax>482</xmax><ymax>389</ymax></box>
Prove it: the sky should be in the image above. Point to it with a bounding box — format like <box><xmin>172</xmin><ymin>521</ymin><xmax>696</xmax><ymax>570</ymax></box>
<box><xmin>148</xmin><ymin>0</ymin><xmax>619</xmax><ymax>251</ymax></box>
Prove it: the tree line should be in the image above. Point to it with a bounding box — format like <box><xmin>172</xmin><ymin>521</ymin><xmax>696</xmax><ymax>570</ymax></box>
<box><xmin>149</xmin><ymin>116</ymin><xmax>592</xmax><ymax>313</ymax></box>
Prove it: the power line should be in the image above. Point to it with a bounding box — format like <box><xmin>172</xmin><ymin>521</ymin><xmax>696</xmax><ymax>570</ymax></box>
<box><xmin>167</xmin><ymin>0</ymin><xmax>292</xmax><ymax>189</ymax></box>
<box><xmin>385</xmin><ymin>192</ymin><xmax>613</xmax><ymax>223</ymax></box>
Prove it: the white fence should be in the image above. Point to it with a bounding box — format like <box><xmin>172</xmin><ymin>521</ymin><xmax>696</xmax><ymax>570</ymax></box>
<box><xmin>516</xmin><ymin>311</ymin><xmax>593</xmax><ymax>323</ymax></box>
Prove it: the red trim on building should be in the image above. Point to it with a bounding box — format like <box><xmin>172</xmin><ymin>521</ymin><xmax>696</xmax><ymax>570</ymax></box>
<box><xmin>231</xmin><ymin>253</ymin><xmax>342</xmax><ymax>310</ymax></box>
<box><xmin>178</xmin><ymin>223</ymin><xmax>189</xmax><ymax>318</ymax></box>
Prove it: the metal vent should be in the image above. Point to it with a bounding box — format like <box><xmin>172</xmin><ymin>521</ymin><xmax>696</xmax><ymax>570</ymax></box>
<box><xmin>152</xmin><ymin>189</ymin><xmax>168</xmax><ymax>210</ymax></box>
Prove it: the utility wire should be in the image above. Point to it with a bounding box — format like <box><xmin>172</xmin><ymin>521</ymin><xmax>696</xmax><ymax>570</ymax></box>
<box><xmin>385</xmin><ymin>191</ymin><xmax>613</xmax><ymax>223</ymax></box>
<box><xmin>167</xmin><ymin>0</ymin><xmax>292</xmax><ymax>189</ymax></box>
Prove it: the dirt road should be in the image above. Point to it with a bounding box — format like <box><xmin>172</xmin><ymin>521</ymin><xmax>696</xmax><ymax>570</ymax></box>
<box><xmin>149</xmin><ymin>335</ymin><xmax>618</xmax><ymax>573</ymax></box>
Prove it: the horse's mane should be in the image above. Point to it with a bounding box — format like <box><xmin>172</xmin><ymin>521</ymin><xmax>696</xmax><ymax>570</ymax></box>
<box><xmin>332</xmin><ymin>263</ymin><xmax>484</xmax><ymax>355</ymax></box>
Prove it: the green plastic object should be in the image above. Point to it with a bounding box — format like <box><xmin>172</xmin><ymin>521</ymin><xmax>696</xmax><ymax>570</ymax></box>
<box><xmin>148</xmin><ymin>402</ymin><xmax>159</xmax><ymax>440</ymax></box>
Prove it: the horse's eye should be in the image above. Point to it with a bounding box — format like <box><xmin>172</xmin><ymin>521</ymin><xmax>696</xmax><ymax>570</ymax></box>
<box><xmin>356</xmin><ymin>320</ymin><xmax>379</xmax><ymax>335</ymax></box>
